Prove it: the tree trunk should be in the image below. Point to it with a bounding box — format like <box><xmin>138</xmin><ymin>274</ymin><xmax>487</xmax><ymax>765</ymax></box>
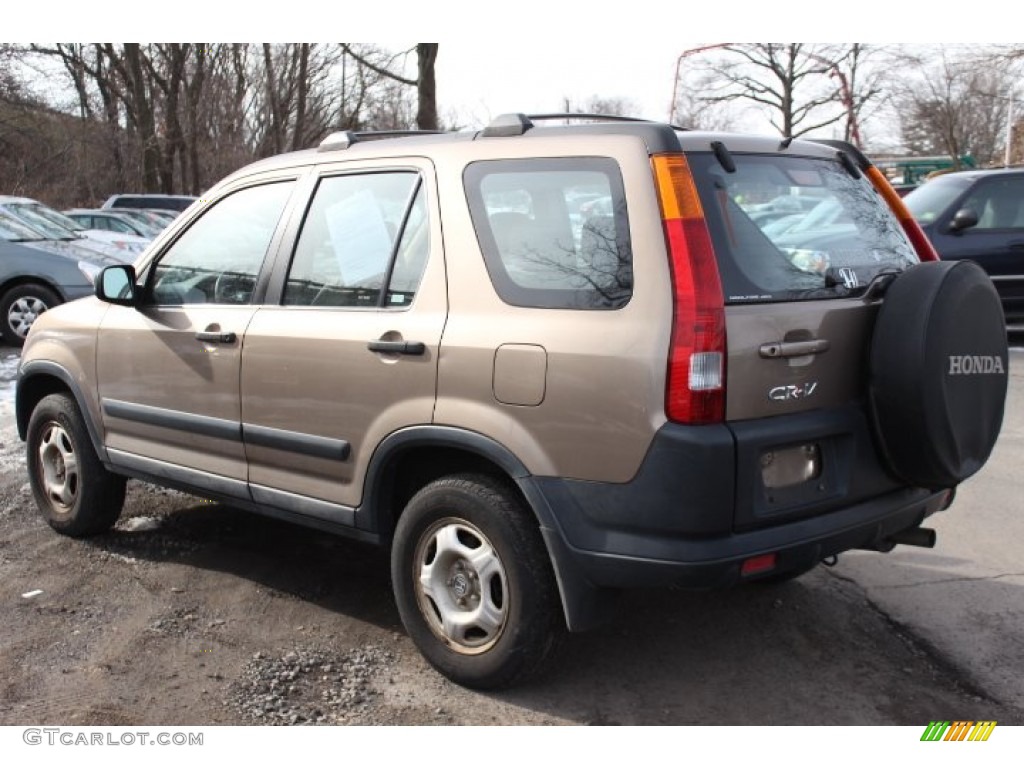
<box><xmin>416</xmin><ymin>44</ymin><xmax>438</xmax><ymax>130</ymax></box>
<box><xmin>124</xmin><ymin>44</ymin><xmax>160</xmax><ymax>191</ymax></box>
<box><xmin>291</xmin><ymin>44</ymin><xmax>310</xmax><ymax>151</ymax></box>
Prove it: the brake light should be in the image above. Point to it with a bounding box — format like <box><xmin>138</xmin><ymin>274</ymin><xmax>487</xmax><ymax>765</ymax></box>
<box><xmin>865</xmin><ymin>166</ymin><xmax>939</xmax><ymax>262</ymax></box>
<box><xmin>652</xmin><ymin>154</ymin><xmax>726</xmax><ymax>424</ymax></box>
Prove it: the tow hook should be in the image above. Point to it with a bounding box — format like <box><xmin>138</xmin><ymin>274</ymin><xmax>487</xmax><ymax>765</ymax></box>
<box><xmin>823</xmin><ymin>555</ymin><xmax>838</xmax><ymax>568</ymax></box>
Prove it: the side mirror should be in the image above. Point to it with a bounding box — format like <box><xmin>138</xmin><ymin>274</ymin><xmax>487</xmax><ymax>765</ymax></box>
<box><xmin>949</xmin><ymin>208</ymin><xmax>979</xmax><ymax>232</ymax></box>
<box><xmin>96</xmin><ymin>265</ymin><xmax>138</xmax><ymax>306</ymax></box>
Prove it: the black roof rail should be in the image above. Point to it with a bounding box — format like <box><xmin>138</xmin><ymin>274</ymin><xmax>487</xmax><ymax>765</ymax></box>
<box><xmin>480</xmin><ymin>112</ymin><xmax>688</xmax><ymax>138</ymax></box>
<box><xmin>317</xmin><ymin>128</ymin><xmax>446</xmax><ymax>152</ymax></box>
<box><xmin>356</xmin><ymin>129</ymin><xmax>446</xmax><ymax>140</ymax></box>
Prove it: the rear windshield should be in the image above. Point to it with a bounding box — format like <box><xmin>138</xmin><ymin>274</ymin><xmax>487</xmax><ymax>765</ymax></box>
<box><xmin>688</xmin><ymin>153</ymin><xmax>918</xmax><ymax>303</ymax></box>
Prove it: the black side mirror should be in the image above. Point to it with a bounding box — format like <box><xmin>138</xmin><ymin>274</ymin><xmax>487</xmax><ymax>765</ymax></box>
<box><xmin>949</xmin><ymin>208</ymin><xmax>979</xmax><ymax>232</ymax></box>
<box><xmin>96</xmin><ymin>264</ymin><xmax>138</xmax><ymax>306</ymax></box>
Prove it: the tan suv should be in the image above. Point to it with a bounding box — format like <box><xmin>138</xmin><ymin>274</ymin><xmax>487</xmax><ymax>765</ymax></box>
<box><xmin>16</xmin><ymin>114</ymin><xmax>1009</xmax><ymax>689</ymax></box>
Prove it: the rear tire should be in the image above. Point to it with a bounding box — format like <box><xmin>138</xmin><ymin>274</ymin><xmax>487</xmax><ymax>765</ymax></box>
<box><xmin>391</xmin><ymin>473</ymin><xmax>564</xmax><ymax>689</ymax></box>
<box><xmin>26</xmin><ymin>393</ymin><xmax>126</xmax><ymax>537</ymax></box>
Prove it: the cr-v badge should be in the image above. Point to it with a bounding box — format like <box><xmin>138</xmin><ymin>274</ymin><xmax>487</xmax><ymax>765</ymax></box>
<box><xmin>769</xmin><ymin>381</ymin><xmax>819</xmax><ymax>401</ymax></box>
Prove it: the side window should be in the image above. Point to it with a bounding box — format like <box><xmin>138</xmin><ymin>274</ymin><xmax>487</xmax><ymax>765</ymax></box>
<box><xmin>150</xmin><ymin>182</ymin><xmax>293</xmax><ymax>305</ymax></box>
<box><xmin>960</xmin><ymin>179</ymin><xmax>1024</xmax><ymax>230</ymax></box>
<box><xmin>464</xmin><ymin>158</ymin><xmax>632</xmax><ymax>310</ymax></box>
<box><xmin>284</xmin><ymin>172</ymin><xmax>428</xmax><ymax>308</ymax></box>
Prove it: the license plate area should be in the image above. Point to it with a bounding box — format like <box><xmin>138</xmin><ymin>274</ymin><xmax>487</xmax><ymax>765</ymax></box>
<box><xmin>761</xmin><ymin>443</ymin><xmax>821</xmax><ymax>489</ymax></box>
<box><xmin>729</xmin><ymin>405</ymin><xmax>901</xmax><ymax>532</ymax></box>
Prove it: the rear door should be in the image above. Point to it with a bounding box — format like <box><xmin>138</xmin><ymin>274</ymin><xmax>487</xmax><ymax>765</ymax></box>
<box><xmin>239</xmin><ymin>159</ymin><xmax>446</xmax><ymax>524</ymax></box>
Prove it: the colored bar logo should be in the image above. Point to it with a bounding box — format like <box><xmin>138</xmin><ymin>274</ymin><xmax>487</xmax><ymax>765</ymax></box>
<box><xmin>920</xmin><ymin>721</ymin><xmax>997</xmax><ymax>741</ymax></box>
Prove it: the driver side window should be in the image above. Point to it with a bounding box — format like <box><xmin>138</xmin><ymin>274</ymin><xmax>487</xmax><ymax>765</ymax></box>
<box><xmin>150</xmin><ymin>182</ymin><xmax>294</xmax><ymax>305</ymax></box>
<box><xmin>960</xmin><ymin>179</ymin><xmax>1024</xmax><ymax>230</ymax></box>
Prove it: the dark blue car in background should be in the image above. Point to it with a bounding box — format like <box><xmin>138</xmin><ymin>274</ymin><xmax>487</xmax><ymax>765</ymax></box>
<box><xmin>904</xmin><ymin>168</ymin><xmax>1024</xmax><ymax>330</ymax></box>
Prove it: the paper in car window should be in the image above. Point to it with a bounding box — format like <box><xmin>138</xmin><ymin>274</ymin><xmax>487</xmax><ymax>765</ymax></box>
<box><xmin>325</xmin><ymin>190</ymin><xmax>391</xmax><ymax>284</ymax></box>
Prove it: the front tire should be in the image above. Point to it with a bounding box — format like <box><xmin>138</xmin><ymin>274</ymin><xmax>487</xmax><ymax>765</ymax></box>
<box><xmin>26</xmin><ymin>393</ymin><xmax>126</xmax><ymax>537</ymax></box>
<box><xmin>391</xmin><ymin>474</ymin><xmax>564</xmax><ymax>689</ymax></box>
<box><xmin>1</xmin><ymin>283</ymin><xmax>61</xmax><ymax>346</ymax></box>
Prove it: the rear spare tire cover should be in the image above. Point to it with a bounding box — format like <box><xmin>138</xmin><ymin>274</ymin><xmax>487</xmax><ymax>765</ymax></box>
<box><xmin>869</xmin><ymin>260</ymin><xmax>1008</xmax><ymax>488</ymax></box>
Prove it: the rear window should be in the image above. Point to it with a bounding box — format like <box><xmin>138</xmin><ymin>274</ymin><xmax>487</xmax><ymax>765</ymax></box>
<box><xmin>464</xmin><ymin>158</ymin><xmax>632</xmax><ymax>310</ymax></box>
<box><xmin>689</xmin><ymin>153</ymin><xmax>918</xmax><ymax>303</ymax></box>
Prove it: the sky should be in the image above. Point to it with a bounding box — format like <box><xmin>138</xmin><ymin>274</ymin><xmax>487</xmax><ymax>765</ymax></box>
<box><xmin>4</xmin><ymin>1</ymin><xmax>1015</xmax><ymax>147</ymax></box>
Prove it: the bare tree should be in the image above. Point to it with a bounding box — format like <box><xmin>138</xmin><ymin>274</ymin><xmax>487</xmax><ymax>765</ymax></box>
<box><xmin>690</xmin><ymin>43</ymin><xmax>849</xmax><ymax>137</ymax></box>
<box><xmin>341</xmin><ymin>43</ymin><xmax>440</xmax><ymax>129</ymax></box>
<box><xmin>892</xmin><ymin>47</ymin><xmax>1018</xmax><ymax>166</ymax></box>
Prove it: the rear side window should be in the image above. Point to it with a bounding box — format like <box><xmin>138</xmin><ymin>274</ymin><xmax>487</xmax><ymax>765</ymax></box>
<box><xmin>688</xmin><ymin>153</ymin><xmax>918</xmax><ymax>303</ymax></box>
<box><xmin>465</xmin><ymin>158</ymin><xmax>632</xmax><ymax>310</ymax></box>
<box><xmin>284</xmin><ymin>172</ymin><xmax>428</xmax><ymax>308</ymax></box>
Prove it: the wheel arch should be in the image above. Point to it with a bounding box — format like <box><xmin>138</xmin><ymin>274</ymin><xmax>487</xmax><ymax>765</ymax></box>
<box><xmin>1</xmin><ymin>276</ymin><xmax>70</xmax><ymax>303</ymax></box>
<box><xmin>359</xmin><ymin>425</ymin><xmax>610</xmax><ymax>632</ymax></box>
<box><xmin>16</xmin><ymin>361</ymin><xmax>108</xmax><ymax>463</ymax></box>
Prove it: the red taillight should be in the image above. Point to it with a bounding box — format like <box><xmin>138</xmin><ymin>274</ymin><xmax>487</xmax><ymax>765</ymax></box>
<box><xmin>741</xmin><ymin>553</ymin><xmax>778</xmax><ymax>576</ymax></box>
<box><xmin>865</xmin><ymin>166</ymin><xmax>939</xmax><ymax>262</ymax></box>
<box><xmin>653</xmin><ymin>154</ymin><xmax>726</xmax><ymax>424</ymax></box>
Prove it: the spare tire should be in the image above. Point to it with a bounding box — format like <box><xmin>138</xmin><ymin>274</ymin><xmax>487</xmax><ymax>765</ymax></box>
<box><xmin>869</xmin><ymin>260</ymin><xmax>1008</xmax><ymax>488</ymax></box>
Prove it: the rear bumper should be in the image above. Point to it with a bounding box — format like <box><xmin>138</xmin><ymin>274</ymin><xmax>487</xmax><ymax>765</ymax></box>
<box><xmin>520</xmin><ymin>413</ymin><xmax>952</xmax><ymax>619</ymax></box>
<box><xmin>533</xmin><ymin>482</ymin><xmax>948</xmax><ymax>590</ymax></box>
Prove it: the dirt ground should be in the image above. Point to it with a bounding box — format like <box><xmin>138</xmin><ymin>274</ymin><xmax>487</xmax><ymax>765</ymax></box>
<box><xmin>1</xmin><ymin>347</ymin><xmax>1022</xmax><ymax>726</ymax></box>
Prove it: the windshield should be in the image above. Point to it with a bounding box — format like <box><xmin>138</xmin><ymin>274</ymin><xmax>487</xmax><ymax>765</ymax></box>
<box><xmin>4</xmin><ymin>203</ymin><xmax>77</xmax><ymax>239</ymax></box>
<box><xmin>16</xmin><ymin>202</ymin><xmax>87</xmax><ymax>233</ymax></box>
<box><xmin>689</xmin><ymin>152</ymin><xmax>918</xmax><ymax>302</ymax></box>
<box><xmin>903</xmin><ymin>176</ymin><xmax>972</xmax><ymax>223</ymax></box>
<box><xmin>0</xmin><ymin>210</ymin><xmax>45</xmax><ymax>241</ymax></box>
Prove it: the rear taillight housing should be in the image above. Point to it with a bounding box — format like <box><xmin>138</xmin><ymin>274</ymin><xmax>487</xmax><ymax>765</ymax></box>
<box><xmin>652</xmin><ymin>154</ymin><xmax>726</xmax><ymax>424</ymax></box>
<box><xmin>865</xmin><ymin>166</ymin><xmax>939</xmax><ymax>262</ymax></box>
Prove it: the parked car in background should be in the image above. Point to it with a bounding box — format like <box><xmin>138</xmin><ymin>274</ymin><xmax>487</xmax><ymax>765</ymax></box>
<box><xmin>143</xmin><ymin>208</ymin><xmax>179</xmax><ymax>226</ymax></box>
<box><xmin>904</xmin><ymin>168</ymin><xmax>1024</xmax><ymax>329</ymax></box>
<box><xmin>0</xmin><ymin>196</ymin><xmax>148</xmax><ymax>257</ymax></box>
<box><xmin>102</xmin><ymin>193</ymin><xmax>198</xmax><ymax>213</ymax></box>
<box><xmin>109</xmin><ymin>208</ymin><xmax>171</xmax><ymax>234</ymax></box>
<box><xmin>0</xmin><ymin>209</ymin><xmax>124</xmax><ymax>264</ymax></box>
<box><xmin>0</xmin><ymin>228</ymin><xmax>121</xmax><ymax>345</ymax></box>
<box><xmin>65</xmin><ymin>209</ymin><xmax>160</xmax><ymax>240</ymax></box>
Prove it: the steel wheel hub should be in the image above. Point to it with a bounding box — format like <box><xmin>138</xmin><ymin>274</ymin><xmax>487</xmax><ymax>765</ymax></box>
<box><xmin>38</xmin><ymin>422</ymin><xmax>79</xmax><ymax>513</ymax></box>
<box><xmin>414</xmin><ymin>518</ymin><xmax>508</xmax><ymax>655</ymax></box>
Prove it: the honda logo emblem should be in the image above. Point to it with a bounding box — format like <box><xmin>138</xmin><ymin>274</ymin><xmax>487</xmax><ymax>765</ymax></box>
<box><xmin>838</xmin><ymin>267</ymin><xmax>859</xmax><ymax>288</ymax></box>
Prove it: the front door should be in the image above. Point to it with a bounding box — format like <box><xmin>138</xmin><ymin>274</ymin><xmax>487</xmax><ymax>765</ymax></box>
<box><xmin>96</xmin><ymin>180</ymin><xmax>297</xmax><ymax>498</ymax></box>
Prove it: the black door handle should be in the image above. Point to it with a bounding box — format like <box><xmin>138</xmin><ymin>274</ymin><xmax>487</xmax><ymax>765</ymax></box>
<box><xmin>759</xmin><ymin>339</ymin><xmax>830</xmax><ymax>358</ymax></box>
<box><xmin>195</xmin><ymin>331</ymin><xmax>237</xmax><ymax>343</ymax></box>
<box><xmin>367</xmin><ymin>339</ymin><xmax>426</xmax><ymax>355</ymax></box>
